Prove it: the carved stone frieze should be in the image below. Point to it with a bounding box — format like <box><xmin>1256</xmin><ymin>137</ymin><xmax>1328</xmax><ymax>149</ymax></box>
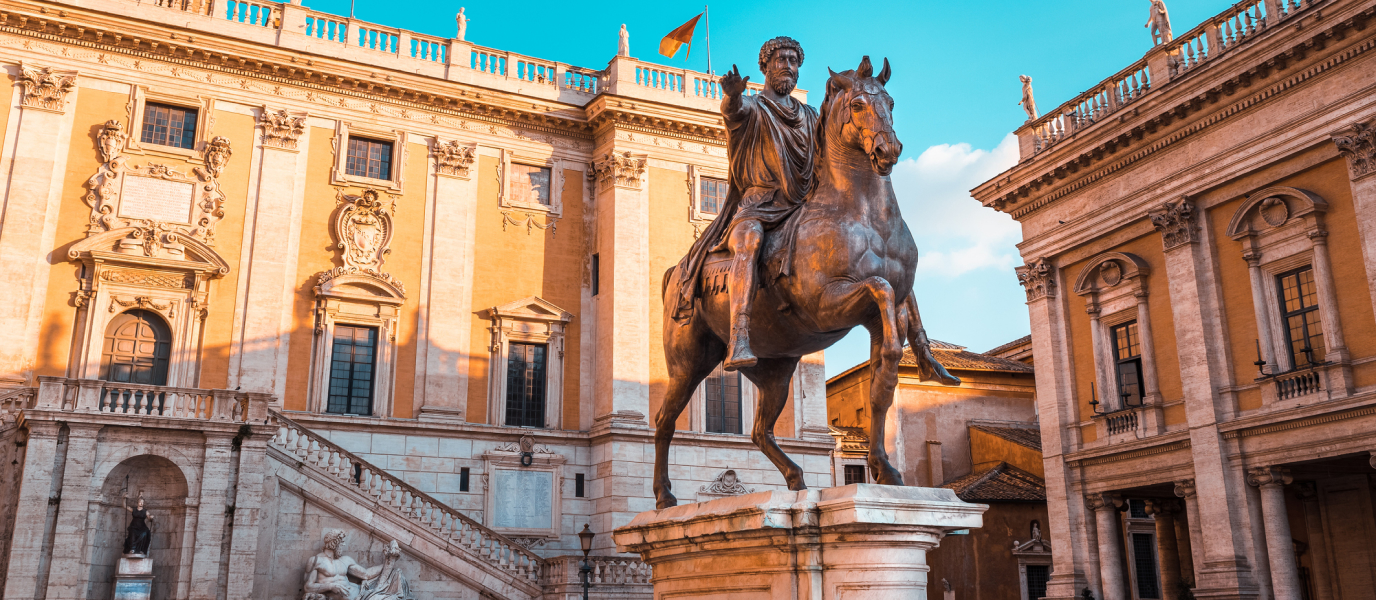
<box><xmin>494</xmin><ymin>433</ymin><xmax>555</xmax><ymax>455</ymax></box>
<box><xmin>590</xmin><ymin>151</ymin><xmax>647</xmax><ymax>192</ymax></box>
<box><xmin>100</xmin><ymin>269</ymin><xmax>192</xmax><ymax>289</ymax></box>
<box><xmin>258</xmin><ymin>108</ymin><xmax>307</xmax><ymax>150</ymax></box>
<box><xmin>1015</xmin><ymin>257</ymin><xmax>1057</xmax><ymax>302</ymax></box>
<box><xmin>109</xmin><ymin>295</ymin><xmax>175</xmax><ymax>318</ymax></box>
<box><xmin>1332</xmin><ymin>119</ymin><xmax>1376</xmax><ymax>179</ymax></box>
<box><xmin>1149</xmin><ymin>197</ymin><xmax>1198</xmax><ymax>250</ymax></box>
<box><xmin>18</xmin><ymin>62</ymin><xmax>76</xmax><ymax>111</ymax></box>
<box><xmin>317</xmin><ymin>188</ymin><xmax>406</xmax><ymax>297</ymax></box>
<box><xmin>431</xmin><ymin>139</ymin><xmax>476</xmax><ymax>178</ymax></box>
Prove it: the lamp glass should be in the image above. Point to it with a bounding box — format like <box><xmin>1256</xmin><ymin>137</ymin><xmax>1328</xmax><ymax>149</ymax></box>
<box><xmin>578</xmin><ymin>523</ymin><xmax>594</xmax><ymax>554</ymax></box>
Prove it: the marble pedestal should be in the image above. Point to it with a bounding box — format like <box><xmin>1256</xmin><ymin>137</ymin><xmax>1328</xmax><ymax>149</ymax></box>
<box><xmin>114</xmin><ymin>554</ymin><xmax>154</xmax><ymax>600</ymax></box>
<box><xmin>612</xmin><ymin>484</ymin><xmax>987</xmax><ymax>600</ymax></box>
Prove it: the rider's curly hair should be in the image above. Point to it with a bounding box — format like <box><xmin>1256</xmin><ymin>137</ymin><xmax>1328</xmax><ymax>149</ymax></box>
<box><xmin>758</xmin><ymin>36</ymin><xmax>804</xmax><ymax>73</ymax></box>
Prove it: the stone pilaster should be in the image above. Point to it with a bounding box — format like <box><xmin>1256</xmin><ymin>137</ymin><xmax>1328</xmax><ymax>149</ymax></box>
<box><xmin>1174</xmin><ymin>479</ymin><xmax>1204</xmax><ymax>589</ymax></box>
<box><xmin>590</xmin><ymin>150</ymin><xmax>651</xmax><ymax>427</ymax></box>
<box><xmin>3</xmin><ymin>421</ymin><xmax>62</xmax><ymax>599</ymax></box>
<box><xmin>1247</xmin><ymin>467</ymin><xmax>1300</xmax><ymax>600</ymax></box>
<box><xmin>1331</xmin><ymin>121</ymin><xmax>1376</xmax><ymax>343</ymax></box>
<box><xmin>0</xmin><ymin>64</ymin><xmax>79</xmax><ymax>385</ymax></box>
<box><xmin>188</xmin><ymin>431</ymin><xmax>237</xmax><ymax>598</ymax></box>
<box><xmin>1017</xmin><ymin>257</ymin><xmax>1094</xmax><ymax>600</ymax></box>
<box><xmin>1145</xmin><ymin>499</ymin><xmax>1184</xmax><ymax>600</ymax></box>
<box><xmin>1087</xmin><ymin>493</ymin><xmax>1126</xmax><ymax>600</ymax></box>
<box><xmin>225</xmin><ymin>432</ymin><xmax>270</xmax><ymax>600</ymax></box>
<box><xmin>1151</xmin><ymin>198</ymin><xmax>1262</xmax><ymax>599</ymax></box>
<box><xmin>228</xmin><ymin>108</ymin><xmax>311</xmax><ymax>398</ymax></box>
<box><xmin>416</xmin><ymin>139</ymin><xmax>479</xmax><ymax>423</ymax></box>
<box><xmin>42</xmin><ymin>422</ymin><xmax>103</xmax><ymax>599</ymax></box>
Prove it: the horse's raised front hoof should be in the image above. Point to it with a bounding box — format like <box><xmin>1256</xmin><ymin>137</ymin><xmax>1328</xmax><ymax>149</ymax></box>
<box><xmin>920</xmin><ymin>345</ymin><xmax>962</xmax><ymax>387</ymax></box>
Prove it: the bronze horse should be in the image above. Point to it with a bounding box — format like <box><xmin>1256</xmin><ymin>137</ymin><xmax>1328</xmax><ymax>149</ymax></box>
<box><xmin>655</xmin><ymin>57</ymin><xmax>961</xmax><ymax>509</ymax></box>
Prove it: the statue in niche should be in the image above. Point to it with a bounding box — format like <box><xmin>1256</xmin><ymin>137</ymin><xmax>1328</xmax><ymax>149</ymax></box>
<box><xmin>1030</xmin><ymin>519</ymin><xmax>1042</xmax><ymax>540</ymax></box>
<box><xmin>1018</xmin><ymin>75</ymin><xmax>1038</xmax><ymax>122</ymax></box>
<box><xmin>122</xmin><ymin>494</ymin><xmax>155</xmax><ymax>556</ymax></box>
<box><xmin>455</xmin><ymin>8</ymin><xmax>468</xmax><ymax>42</ymax></box>
<box><xmin>359</xmin><ymin>540</ymin><xmax>413</xmax><ymax>600</ymax></box>
<box><xmin>618</xmin><ymin>24</ymin><xmax>630</xmax><ymax>57</ymax></box>
<box><xmin>1146</xmin><ymin>0</ymin><xmax>1173</xmax><ymax>46</ymax></box>
<box><xmin>302</xmin><ymin>529</ymin><xmax>384</xmax><ymax>600</ymax></box>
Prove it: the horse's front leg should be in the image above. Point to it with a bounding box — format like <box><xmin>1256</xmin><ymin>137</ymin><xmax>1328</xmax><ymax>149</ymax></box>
<box><xmin>741</xmin><ymin>357</ymin><xmax>806</xmax><ymax>491</ymax></box>
<box><xmin>816</xmin><ymin>276</ymin><xmax>905</xmax><ymax>485</ymax></box>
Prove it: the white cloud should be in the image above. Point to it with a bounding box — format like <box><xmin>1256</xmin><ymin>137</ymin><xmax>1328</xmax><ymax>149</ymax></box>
<box><xmin>889</xmin><ymin>134</ymin><xmax>1022</xmax><ymax>278</ymax></box>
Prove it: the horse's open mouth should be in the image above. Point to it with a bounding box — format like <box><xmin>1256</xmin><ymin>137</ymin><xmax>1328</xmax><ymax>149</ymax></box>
<box><xmin>871</xmin><ymin>154</ymin><xmax>896</xmax><ymax>176</ymax></box>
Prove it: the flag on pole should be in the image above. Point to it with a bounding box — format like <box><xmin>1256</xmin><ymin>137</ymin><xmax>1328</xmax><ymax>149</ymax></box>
<box><xmin>659</xmin><ymin>13</ymin><xmax>703</xmax><ymax>59</ymax></box>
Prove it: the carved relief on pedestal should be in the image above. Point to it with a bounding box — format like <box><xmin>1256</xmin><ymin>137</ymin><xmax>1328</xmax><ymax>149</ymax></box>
<box><xmin>82</xmin><ymin>120</ymin><xmax>233</xmax><ymax>251</ymax></box>
<box><xmin>1015</xmin><ymin>257</ymin><xmax>1057</xmax><ymax>302</ymax></box>
<box><xmin>589</xmin><ymin>151</ymin><xmax>647</xmax><ymax>192</ymax></box>
<box><xmin>696</xmin><ymin>469</ymin><xmax>754</xmax><ymax>501</ymax></box>
<box><xmin>1332</xmin><ymin>119</ymin><xmax>1376</xmax><ymax>179</ymax></box>
<box><xmin>431</xmin><ymin>138</ymin><xmax>476</xmax><ymax>178</ymax></box>
<box><xmin>318</xmin><ymin>188</ymin><xmax>406</xmax><ymax>296</ymax></box>
<box><xmin>18</xmin><ymin>62</ymin><xmax>77</xmax><ymax>112</ymax></box>
<box><xmin>258</xmin><ymin>108</ymin><xmax>307</xmax><ymax>150</ymax></box>
<box><xmin>1149</xmin><ymin>196</ymin><xmax>1198</xmax><ymax>250</ymax></box>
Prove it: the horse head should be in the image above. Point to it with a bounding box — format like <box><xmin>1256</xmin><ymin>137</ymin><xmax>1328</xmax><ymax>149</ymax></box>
<box><xmin>823</xmin><ymin>56</ymin><xmax>901</xmax><ymax>176</ymax></box>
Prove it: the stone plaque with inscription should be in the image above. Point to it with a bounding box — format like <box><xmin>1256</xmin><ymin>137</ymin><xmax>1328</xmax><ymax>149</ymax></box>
<box><xmin>120</xmin><ymin>176</ymin><xmax>196</xmax><ymax>224</ymax></box>
<box><xmin>492</xmin><ymin>469</ymin><xmax>553</xmax><ymax>530</ymax></box>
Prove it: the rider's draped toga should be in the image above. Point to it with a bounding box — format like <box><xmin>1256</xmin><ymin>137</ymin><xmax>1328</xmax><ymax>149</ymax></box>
<box><xmin>673</xmin><ymin>93</ymin><xmax>818</xmax><ymax>319</ymax></box>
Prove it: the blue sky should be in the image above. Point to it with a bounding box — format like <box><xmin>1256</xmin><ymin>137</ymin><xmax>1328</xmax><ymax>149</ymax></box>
<box><xmin>305</xmin><ymin>0</ymin><xmax>1230</xmax><ymax>377</ymax></box>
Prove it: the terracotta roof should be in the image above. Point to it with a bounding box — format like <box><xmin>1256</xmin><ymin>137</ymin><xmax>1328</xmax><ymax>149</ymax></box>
<box><xmin>984</xmin><ymin>335</ymin><xmax>1032</xmax><ymax>357</ymax></box>
<box><xmin>942</xmin><ymin>462</ymin><xmax>1046</xmax><ymax>503</ymax></box>
<box><xmin>899</xmin><ymin>341</ymin><xmax>1035</xmax><ymax>374</ymax></box>
<box><xmin>970</xmin><ymin>424</ymin><xmax>1042</xmax><ymax>452</ymax></box>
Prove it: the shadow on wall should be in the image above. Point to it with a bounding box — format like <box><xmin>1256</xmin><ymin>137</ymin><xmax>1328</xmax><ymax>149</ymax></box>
<box><xmin>89</xmin><ymin>454</ymin><xmax>188</xmax><ymax>600</ymax></box>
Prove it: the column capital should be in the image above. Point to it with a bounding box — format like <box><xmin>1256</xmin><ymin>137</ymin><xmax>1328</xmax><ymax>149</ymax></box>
<box><xmin>1246</xmin><ymin>466</ymin><xmax>1293</xmax><ymax>488</ymax></box>
<box><xmin>1143</xmin><ymin>498</ymin><xmax>1178</xmax><ymax>516</ymax></box>
<box><xmin>17</xmin><ymin>62</ymin><xmax>77</xmax><ymax>113</ymax></box>
<box><xmin>1369</xmin><ymin>450</ymin><xmax>1376</xmax><ymax>470</ymax></box>
<box><xmin>63</xmin><ymin>422</ymin><xmax>104</xmax><ymax>437</ymax></box>
<box><xmin>257</xmin><ymin>107</ymin><xmax>309</xmax><ymax>151</ymax></box>
<box><xmin>1241</xmin><ymin>250</ymin><xmax>1262</xmax><ymax>267</ymax></box>
<box><xmin>1149</xmin><ymin>196</ymin><xmax>1199</xmax><ymax>250</ymax></box>
<box><xmin>1016</xmin><ymin>257</ymin><xmax>1057</xmax><ymax>302</ymax></box>
<box><xmin>1173</xmin><ymin>478</ymin><xmax>1196</xmax><ymax>499</ymax></box>
<box><xmin>1331</xmin><ymin>118</ymin><xmax>1376</xmax><ymax>180</ymax></box>
<box><xmin>24</xmin><ymin>420</ymin><xmax>62</xmax><ymax>438</ymax></box>
<box><xmin>1084</xmin><ymin>492</ymin><xmax>1122</xmax><ymax>511</ymax></box>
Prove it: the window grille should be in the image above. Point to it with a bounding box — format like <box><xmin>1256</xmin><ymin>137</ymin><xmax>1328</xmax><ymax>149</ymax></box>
<box><xmin>844</xmin><ymin>464</ymin><xmax>867</xmax><ymax>485</ymax></box>
<box><xmin>345</xmin><ymin>137</ymin><xmax>394</xmax><ymax>180</ymax></box>
<box><xmin>509</xmin><ymin>164</ymin><xmax>552</xmax><ymax>205</ymax></box>
<box><xmin>505</xmin><ymin>342</ymin><xmax>547</xmax><ymax>427</ymax></box>
<box><xmin>1132</xmin><ymin>532</ymin><xmax>1161</xmax><ymax>599</ymax></box>
<box><xmin>1026</xmin><ymin>564</ymin><xmax>1050</xmax><ymax>600</ymax></box>
<box><xmin>1112</xmin><ymin>321</ymin><xmax>1145</xmax><ymax>407</ymax></box>
<box><xmin>327</xmin><ymin>325</ymin><xmax>377</xmax><ymax>415</ymax></box>
<box><xmin>1277</xmin><ymin>266</ymin><xmax>1325</xmax><ymax>368</ymax></box>
<box><xmin>700</xmin><ymin>176</ymin><xmax>727</xmax><ymax>215</ymax></box>
<box><xmin>140</xmin><ymin>102</ymin><xmax>198</xmax><ymax>149</ymax></box>
<box><xmin>705</xmin><ymin>362</ymin><xmax>742</xmax><ymax>434</ymax></box>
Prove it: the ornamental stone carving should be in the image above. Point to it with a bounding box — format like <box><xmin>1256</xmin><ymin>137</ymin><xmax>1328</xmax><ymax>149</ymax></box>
<box><xmin>259</xmin><ymin>108</ymin><xmax>307</xmax><ymax>150</ymax></box>
<box><xmin>431</xmin><ymin>139</ymin><xmax>476</xmax><ymax>178</ymax></box>
<box><xmin>494</xmin><ymin>432</ymin><xmax>554</xmax><ymax>455</ymax></box>
<box><xmin>1083</xmin><ymin>492</ymin><xmax>1121</xmax><ymax>511</ymax></box>
<box><xmin>98</xmin><ymin>119</ymin><xmax>128</xmax><ymax>162</ymax></box>
<box><xmin>1016</xmin><ymin>257</ymin><xmax>1057</xmax><ymax>301</ymax></box>
<box><xmin>319</xmin><ymin>189</ymin><xmax>406</xmax><ymax>296</ymax></box>
<box><xmin>1332</xmin><ymin>119</ymin><xmax>1376</xmax><ymax>179</ymax></box>
<box><xmin>18</xmin><ymin>63</ymin><xmax>77</xmax><ymax>111</ymax></box>
<box><xmin>1173</xmin><ymin>479</ymin><xmax>1196</xmax><ymax>499</ymax></box>
<box><xmin>1149</xmin><ymin>197</ymin><xmax>1198</xmax><ymax>250</ymax></box>
<box><xmin>1246</xmin><ymin>466</ymin><xmax>1292</xmax><ymax>488</ymax></box>
<box><xmin>203</xmin><ymin>136</ymin><xmax>232</xmax><ymax>178</ymax></box>
<box><xmin>698</xmin><ymin>469</ymin><xmax>754</xmax><ymax>497</ymax></box>
<box><xmin>590</xmin><ymin>151</ymin><xmax>647</xmax><ymax>192</ymax></box>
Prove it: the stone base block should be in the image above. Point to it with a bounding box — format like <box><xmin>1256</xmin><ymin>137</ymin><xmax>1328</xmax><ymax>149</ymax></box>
<box><xmin>612</xmin><ymin>484</ymin><xmax>987</xmax><ymax>600</ymax></box>
<box><xmin>114</xmin><ymin>556</ymin><xmax>154</xmax><ymax>600</ymax></box>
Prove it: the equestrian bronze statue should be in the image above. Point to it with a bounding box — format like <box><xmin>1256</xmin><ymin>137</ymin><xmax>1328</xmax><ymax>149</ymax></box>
<box><xmin>657</xmin><ymin>37</ymin><xmax>960</xmax><ymax>509</ymax></box>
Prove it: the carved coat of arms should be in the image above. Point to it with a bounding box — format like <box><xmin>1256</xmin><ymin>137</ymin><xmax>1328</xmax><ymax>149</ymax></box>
<box><xmin>334</xmin><ymin>189</ymin><xmax>394</xmax><ymax>272</ymax></box>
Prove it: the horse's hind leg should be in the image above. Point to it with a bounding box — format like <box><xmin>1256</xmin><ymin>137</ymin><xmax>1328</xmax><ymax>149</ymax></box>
<box><xmin>741</xmin><ymin>357</ymin><xmax>806</xmax><ymax>491</ymax></box>
<box><xmin>654</xmin><ymin>315</ymin><xmax>725</xmax><ymax>509</ymax></box>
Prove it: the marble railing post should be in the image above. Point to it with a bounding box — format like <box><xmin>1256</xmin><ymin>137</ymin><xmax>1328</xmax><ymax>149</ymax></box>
<box><xmin>1248</xmin><ymin>467</ymin><xmax>1301</xmax><ymax>600</ymax></box>
<box><xmin>1295</xmin><ymin>482</ymin><xmax>1334</xmax><ymax>600</ymax></box>
<box><xmin>1087</xmin><ymin>493</ymin><xmax>1126</xmax><ymax>600</ymax></box>
<box><xmin>1331</xmin><ymin>121</ymin><xmax>1376</xmax><ymax>346</ymax></box>
<box><xmin>42</xmin><ymin>422</ymin><xmax>103</xmax><ymax>599</ymax></box>
<box><xmin>1145</xmin><ymin>499</ymin><xmax>1183</xmax><ymax>600</ymax></box>
<box><xmin>1174</xmin><ymin>479</ymin><xmax>1203</xmax><ymax>590</ymax></box>
<box><xmin>188</xmin><ymin>431</ymin><xmax>237</xmax><ymax>598</ymax></box>
<box><xmin>2</xmin><ymin>421</ymin><xmax>62</xmax><ymax>599</ymax></box>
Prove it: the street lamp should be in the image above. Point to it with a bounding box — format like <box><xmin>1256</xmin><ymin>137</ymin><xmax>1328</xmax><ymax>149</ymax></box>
<box><xmin>578</xmin><ymin>524</ymin><xmax>594</xmax><ymax>600</ymax></box>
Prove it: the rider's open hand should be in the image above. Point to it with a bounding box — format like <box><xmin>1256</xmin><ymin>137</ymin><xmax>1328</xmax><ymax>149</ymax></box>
<box><xmin>720</xmin><ymin>64</ymin><xmax>749</xmax><ymax>97</ymax></box>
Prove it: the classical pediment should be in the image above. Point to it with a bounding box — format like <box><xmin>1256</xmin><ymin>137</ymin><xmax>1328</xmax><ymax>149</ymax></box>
<box><xmin>478</xmin><ymin>296</ymin><xmax>573</xmax><ymax>323</ymax></box>
<box><xmin>69</xmin><ymin>227</ymin><xmax>231</xmax><ymax>277</ymax></box>
<box><xmin>315</xmin><ymin>269</ymin><xmax>406</xmax><ymax>303</ymax></box>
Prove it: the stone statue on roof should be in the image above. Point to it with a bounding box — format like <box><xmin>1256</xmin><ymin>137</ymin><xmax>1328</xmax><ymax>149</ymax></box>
<box><xmin>1146</xmin><ymin>0</ymin><xmax>1173</xmax><ymax>46</ymax></box>
<box><xmin>455</xmin><ymin>8</ymin><xmax>469</xmax><ymax>42</ymax></box>
<box><xmin>618</xmin><ymin>24</ymin><xmax>629</xmax><ymax>57</ymax></box>
<box><xmin>1018</xmin><ymin>75</ymin><xmax>1037</xmax><ymax>122</ymax></box>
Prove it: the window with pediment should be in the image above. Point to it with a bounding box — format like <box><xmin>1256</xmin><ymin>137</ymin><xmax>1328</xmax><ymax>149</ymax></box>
<box><xmin>480</xmin><ymin>297</ymin><xmax>573</xmax><ymax>429</ymax></box>
<box><xmin>1073</xmin><ymin>253</ymin><xmax>1160</xmax><ymax>414</ymax></box>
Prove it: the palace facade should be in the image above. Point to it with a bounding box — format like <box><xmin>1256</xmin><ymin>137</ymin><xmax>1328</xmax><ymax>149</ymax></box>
<box><xmin>0</xmin><ymin>0</ymin><xmax>834</xmax><ymax>597</ymax></box>
<box><xmin>972</xmin><ymin>1</ymin><xmax>1376</xmax><ymax>600</ymax></box>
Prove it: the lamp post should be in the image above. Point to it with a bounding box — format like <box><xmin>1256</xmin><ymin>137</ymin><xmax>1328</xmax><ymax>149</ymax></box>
<box><xmin>578</xmin><ymin>523</ymin><xmax>594</xmax><ymax>600</ymax></box>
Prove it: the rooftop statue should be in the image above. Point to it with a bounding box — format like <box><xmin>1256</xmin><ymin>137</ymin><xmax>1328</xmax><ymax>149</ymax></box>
<box><xmin>455</xmin><ymin>8</ymin><xmax>468</xmax><ymax>42</ymax></box>
<box><xmin>1146</xmin><ymin>0</ymin><xmax>1173</xmax><ymax>46</ymax></box>
<box><xmin>657</xmin><ymin>38</ymin><xmax>960</xmax><ymax>509</ymax></box>
<box><xmin>1019</xmin><ymin>75</ymin><xmax>1038</xmax><ymax>121</ymax></box>
<box><xmin>618</xmin><ymin>24</ymin><xmax>629</xmax><ymax>57</ymax></box>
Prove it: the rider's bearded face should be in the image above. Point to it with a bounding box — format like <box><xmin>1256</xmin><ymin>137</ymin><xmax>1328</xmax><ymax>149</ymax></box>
<box><xmin>764</xmin><ymin>48</ymin><xmax>800</xmax><ymax>96</ymax></box>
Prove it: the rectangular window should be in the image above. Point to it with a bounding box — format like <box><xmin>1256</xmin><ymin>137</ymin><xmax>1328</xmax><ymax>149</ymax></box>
<box><xmin>591</xmin><ymin>254</ymin><xmax>600</xmax><ymax>296</ymax></box>
<box><xmin>700</xmin><ymin>176</ymin><xmax>727</xmax><ymax>215</ymax></box>
<box><xmin>510</xmin><ymin>164</ymin><xmax>552</xmax><ymax>205</ymax></box>
<box><xmin>1278</xmin><ymin>267</ymin><xmax>1325</xmax><ymax>368</ymax></box>
<box><xmin>1112</xmin><ymin>321</ymin><xmax>1145</xmax><ymax>407</ymax></box>
<box><xmin>1132</xmin><ymin>532</ymin><xmax>1161</xmax><ymax>598</ymax></box>
<box><xmin>1025</xmin><ymin>564</ymin><xmax>1050</xmax><ymax>600</ymax></box>
<box><xmin>459</xmin><ymin>467</ymin><xmax>470</xmax><ymax>492</ymax></box>
<box><xmin>843</xmin><ymin>464</ymin><xmax>867</xmax><ymax>486</ymax></box>
<box><xmin>705</xmin><ymin>363</ymin><xmax>742</xmax><ymax>434</ymax></box>
<box><xmin>140</xmin><ymin>102</ymin><xmax>198</xmax><ymax>150</ymax></box>
<box><xmin>326</xmin><ymin>325</ymin><xmax>377</xmax><ymax>416</ymax></box>
<box><xmin>575</xmin><ymin>473</ymin><xmax>585</xmax><ymax>498</ymax></box>
<box><xmin>505</xmin><ymin>342</ymin><xmax>547</xmax><ymax>428</ymax></box>
<box><xmin>345</xmin><ymin>137</ymin><xmax>394</xmax><ymax>180</ymax></box>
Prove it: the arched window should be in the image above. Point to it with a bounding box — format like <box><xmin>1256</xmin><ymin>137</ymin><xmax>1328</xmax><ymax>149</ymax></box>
<box><xmin>99</xmin><ymin>309</ymin><xmax>171</xmax><ymax>386</ymax></box>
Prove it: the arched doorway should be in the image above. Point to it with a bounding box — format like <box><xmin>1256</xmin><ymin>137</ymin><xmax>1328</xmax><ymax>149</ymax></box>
<box><xmin>99</xmin><ymin>309</ymin><xmax>171</xmax><ymax>386</ymax></box>
<box><xmin>90</xmin><ymin>454</ymin><xmax>190</xmax><ymax>600</ymax></box>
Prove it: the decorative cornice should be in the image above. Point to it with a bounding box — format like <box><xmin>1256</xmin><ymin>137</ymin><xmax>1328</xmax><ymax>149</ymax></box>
<box><xmin>1015</xmin><ymin>257</ymin><xmax>1057</xmax><ymax>302</ymax></box>
<box><xmin>1149</xmin><ymin>196</ymin><xmax>1198</xmax><ymax>251</ymax></box>
<box><xmin>1332</xmin><ymin>118</ymin><xmax>1376</xmax><ymax>179</ymax></box>
<box><xmin>17</xmin><ymin>61</ymin><xmax>76</xmax><ymax>112</ymax></box>
<box><xmin>258</xmin><ymin>107</ymin><xmax>307</xmax><ymax>150</ymax></box>
<box><xmin>1221</xmin><ymin>404</ymin><xmax>1376</xmax><ymax>439</ymax></box>
<box><xmin>1076</xmin><ymin>439</ymin><xmax>1191</xmax><ymax>467</ymax></box>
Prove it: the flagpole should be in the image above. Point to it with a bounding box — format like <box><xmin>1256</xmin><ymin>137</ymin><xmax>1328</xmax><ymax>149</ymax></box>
<box><xmin>704</xmin><ymin>4</ymin><xmax>713</xmax><ymax>75</ymax></box>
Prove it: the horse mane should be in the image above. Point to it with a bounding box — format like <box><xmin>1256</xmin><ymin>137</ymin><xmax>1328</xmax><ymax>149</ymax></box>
<box><xmin>812</xmin><ymin>69</ymin><xmax>855</xmax><ymax>176</ymax></box>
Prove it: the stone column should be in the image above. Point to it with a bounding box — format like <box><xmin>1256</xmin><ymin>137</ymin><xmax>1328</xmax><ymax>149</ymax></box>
<box><xmin>1149</xmin><ymin>198</ymin><xmax>1262</xmax><ymax>596</ymax></box>
<box><xmin>3</xmin><ymin>420</ymin><xmax>62</xmax><ymax>599</ymax></box>
<box><xmin>416</xmin><ymin>139</ymin><xmax>479</xmax><ymax>423</ymax></box>
<box><xmin>225</xmin><ymin>429</ymin><xmax>271</xmax><ymax>600</ymax></box>
<box><xmin>1016</xmin><ymin>257</ymin><xmax>1094</xmax><ymax>600</ymax></box>
<box><xmin>1306</xmin><ymin>229</ymin><xmax>1354</xmax><ymax>393</ymax></box>
<box><xmin>1331</xmin><ymin>121</ymin><xmax>1376</xmax><ymax>338</ymax></box>
<box><xmin>188</xmin><ymin>431</ymin><xmax>237</xmax><ymax>598</ymax></box>
<box><xmin>1174</xmin><ymin>479</ymin><xmax>1203</xmax><ymax>590</ymax></box>
<box><xmin>1085</xmin><ymin>299</ymin><xmax>1114</xmax><ymax>411</ymax></box>
<box><xmin>228</xmin><ymin>108</ymin><xmax>311</xmax><ymax>399</ymax></box>
<box><xmin>1248</xmin><ymin>467</ymin><xmax>1301</xmax><ymax>600</ymax></box>
<box><xmin>42</xmin><ymin>422</ymin><xmax>103</xmax><ymax>599</ymax></box>
<box><xmin>1242</xmin><ymin>249</ymin><xmax>1279</xmax><ymax>371</ymax></box>
<box><xmin>0</xmin><ymin>64</ymin><xmax>79</xmax><ymax>385</ymax></box>
<box><xmin>1147</xmin><ymin>499</ymin><xmax>1184</xmax><ymax>600</ymax></box>
<box><xmin>1295</xmin><ymin>482</ymin><xmax>1333</xmax><ymax>600</ymax></box>
<box><xmin>1087</xmin><ymin>493</ymin><xmax>1126</xmax><ymax>600</ymax></box>
<box><xmin>1135</xmin><ymin>291</ymin><xmax>1161</xmax><ymax>400</ymax></box>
